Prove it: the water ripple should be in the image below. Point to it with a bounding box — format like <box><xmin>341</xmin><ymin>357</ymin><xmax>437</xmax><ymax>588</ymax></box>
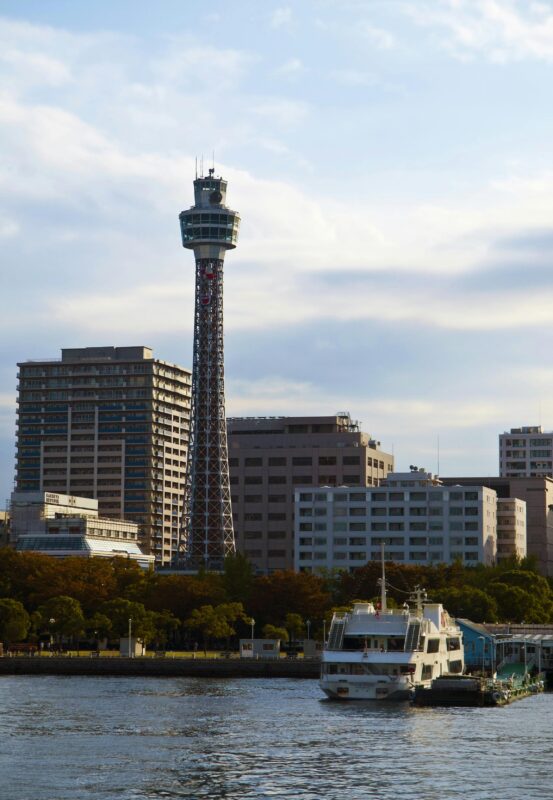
<box><xmin>0</xmin><ymin>677</ymin><xmax>550</xmax><ymax>800</ymax></box>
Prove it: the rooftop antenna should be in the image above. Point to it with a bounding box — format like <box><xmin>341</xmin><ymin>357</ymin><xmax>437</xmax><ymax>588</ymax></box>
<box><xmin>437</xmin><ymin>434</ymin><xmax>440</xmax><ymax>476</ymax></box>
<box><xmin>195</xmin><ymin>156</ymin><xmax>198</xmax><ymax>179</ymax></box>
<box><xmin>212</xmin><ymin>150</ymin><xmax>215</xmax><ymax>172</ymax></box>
<box><xmin>200</xmin><ymin>154</ymin><xmax>204</xmax><ymax>177</ymax></box>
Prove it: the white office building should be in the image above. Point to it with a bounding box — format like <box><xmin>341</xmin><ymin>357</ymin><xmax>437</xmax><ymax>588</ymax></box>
<box><xmin>10</xmin><ymin>491</ymin><xmax>154</xmax><ymax>568</ymax></box>
<box><xmin>294</xmin><ymin>470</ymin><xmax>498</xmax><ymax>573</ymax></box>
<box><xmin>500</xmin><ymin>426</ymin><xmax>553</xmax><ymax>478</ymax></box>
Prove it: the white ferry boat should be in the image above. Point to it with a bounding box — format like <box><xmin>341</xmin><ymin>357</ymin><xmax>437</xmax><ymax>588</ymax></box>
<box><xmin>321</xmin><ymin>574</ymin><xmax>464</xmax><ymax>701</ymax></box>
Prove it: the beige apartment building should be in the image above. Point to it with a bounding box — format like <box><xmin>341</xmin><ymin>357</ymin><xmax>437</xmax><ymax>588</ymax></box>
<box><xmin>496</xmin><ymin>497</ymin><xmax>527</xmax><ymax>562</ymax></box>
<box><xmin>227</xmin><ymin>413</ymin><xmax>394</xmax><ymax>573</ymax></box>
<box><xmin>442</xmin><ymin>476</ymin><xmax>552</xmax><ymax>575</ymax></box>
<box><xmin>15</xmin><ymin>346</ymin><xmax>191</xmax><ymax>564</ymax></box>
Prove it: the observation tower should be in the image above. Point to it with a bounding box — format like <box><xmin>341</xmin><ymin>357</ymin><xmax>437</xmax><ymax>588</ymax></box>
<box><xmin>178</xmin><ymin>168</ymin><xmax>240</xmax><ymax>568</ymax></box>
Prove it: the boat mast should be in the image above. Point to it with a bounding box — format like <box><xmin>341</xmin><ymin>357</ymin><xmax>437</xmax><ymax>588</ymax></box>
<box><xmin>380</xmin><ymin>542</ymin><xmax>387</xmax><ymax>612</ymax></box>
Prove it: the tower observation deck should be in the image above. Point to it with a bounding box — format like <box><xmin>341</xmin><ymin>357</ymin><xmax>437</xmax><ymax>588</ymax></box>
<box><xmin>178</xmin><ymin>168</ymin><xmax>240</xmax><ymax>568</ymax></box>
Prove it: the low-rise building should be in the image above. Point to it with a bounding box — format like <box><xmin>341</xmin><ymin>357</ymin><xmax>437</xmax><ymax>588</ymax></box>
<box><xmin>239</xmin><ymin>639</ymin><xmax>281</xmax><ymax>659</ymax></box>
<box><xmin>10</xmin><ymin>490</ymin><xmax>154</xmax><ymax>568</ymax></box>
<box><xmin>294</xmin><ymin>469</ymin><xmax>497</xmax><ymax>573</ymax></box>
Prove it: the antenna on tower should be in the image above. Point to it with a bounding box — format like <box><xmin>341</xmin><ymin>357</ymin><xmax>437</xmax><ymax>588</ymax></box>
<box><xmin>195</xmin><ymin>156</ymin><xmax>198</xmax><ymax>179</ymax></box>
<box><xmin>200</xmin><ymin>154</ymin><xmax>204</xmax><ymax>177</ymax></box>
<box><xmin>212</xmin><ymin>150</ymin><xmax>215</xmax><ymax>172</ymax></box>
<box><xmin>437</xmin><ymin>434</ymin><xmax>440</xmax><ymax>476</ymax></box>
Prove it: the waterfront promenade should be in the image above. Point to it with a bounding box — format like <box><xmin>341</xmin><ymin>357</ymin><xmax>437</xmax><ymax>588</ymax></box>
<box><xmin>0</xmin><ymin>654</ymin><xmax>320</xmax><ymax>678</ymax></box>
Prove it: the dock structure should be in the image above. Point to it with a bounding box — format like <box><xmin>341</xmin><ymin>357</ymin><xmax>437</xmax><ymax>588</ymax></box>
<box><xmin>0</xmin><ymin>655</ymin><xmax>320</xmax><ymax>679</ymax></box>
<box><xmin>413</xmin><ymin>674</ymin><xmax>545</xmax><ymax>707</ymax></box>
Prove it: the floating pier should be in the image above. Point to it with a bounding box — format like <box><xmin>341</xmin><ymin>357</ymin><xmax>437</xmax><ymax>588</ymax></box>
<box><xmin>413</xmin><ymin>674</ymin><xmax>545</xmax><ymax>707</ymax></box>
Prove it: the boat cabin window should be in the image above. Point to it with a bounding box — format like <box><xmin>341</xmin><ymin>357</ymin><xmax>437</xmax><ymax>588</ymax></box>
<box><xmin>449</xmin><ymin>659</ymin><xmax>463</xmax><ymax>674</ymax></box>
<box><xmin>421</xmin><ymin>664</ymin><xmax>433</xmax><ymax>680</ymax></box>
<box><xmin>447</xmin><ymin>638</ymin><xmax>461</xmax><ymax>651</ymax></box>
<box><xmin>426</xmin><ymin>639</ymin><xmax>440</xmax><ymax>653</ymax></box>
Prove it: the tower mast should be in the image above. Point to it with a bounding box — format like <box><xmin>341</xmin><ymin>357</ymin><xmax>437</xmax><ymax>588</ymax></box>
<box><xmin>178</xmin><ymin>167</ymin><xmax>240</xmax><ymax>568</ymax></box>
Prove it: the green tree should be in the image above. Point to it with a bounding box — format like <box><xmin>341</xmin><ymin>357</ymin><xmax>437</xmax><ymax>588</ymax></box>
<box><xmin>37</xmin><ymin>596</ymin><xmax>85</xmax><ymax>640</ymax></box>
<box><xmin>435</xmin><ymin>586</ymin><xmax>498</xmax><ymax>623</ymax></box>
<box><xmin>100</xmin><ymin>598</ymin><xmax>158</xmax><ymax>643</ymax></box>
<box><xmin>250</xmin><ymin>570</ymin><xmax>331</xmax><ymax>627</ymax></box>
<box><xmin>152</xmin><ymin>610</ymin><xmax>180</xmax><ymax>648</ymax></box>
<box><xmin>262</xmin><ymin>624</ymin><xmax>289</xmax><ymax>642</ymax></box>
<box><xmin>285</xmin><ymin>612</ymin><xmax>305</xmax><ymax>641</ymax></box>
<box><xmin>185</xmin><ymin>602</ymin><xmax>247</xmax><ymax>649</ymax></box>
<box><xmin>0</xmin><ymin>598</ymin><xmax>31</xmax><ymax>645</ymax></box>
<box><xmin>223</xmin><ymin>553</ymin><xmax>254</xmax><ymax>605</ymax></box>
<box><xmin>85</xmin><ymin>613</ymin><xmax>112</xmax><ymax>643</ymax></box>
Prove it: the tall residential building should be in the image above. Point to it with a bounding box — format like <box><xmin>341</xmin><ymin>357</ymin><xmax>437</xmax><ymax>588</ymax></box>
<box><xmin>178</xmin><ymin>168</ymin><xmax>240</xmax><ymax>568</ymax></box>
<box><xmin>441</xmin><ymin>476</ymin><xmax>553</xmax><ymax>576</ymax></box>
<box><xmin>499</xmin><ymin>426</ymin><xmax>553</xmax><ymax>477</ymax></box>
<box><xmin>15</xmin><ymin>346</ymin><xmax>191</xmax><ymax>564</ymax></box>
<box><xmin>227</xmin><ymin>413</ymin><xmax>394</xmax><ymax>573</ymax></box>
<box><xmin>294</xmin><ymin>470</ymin><xmax>497</xmax><ymax>573</ymax></box>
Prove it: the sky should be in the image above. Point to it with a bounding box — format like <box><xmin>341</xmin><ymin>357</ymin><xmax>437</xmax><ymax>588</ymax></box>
<box><xmin>2</xmin><ymin>0</ymin><xmax>553</xmax><ymax>502</ymax></box>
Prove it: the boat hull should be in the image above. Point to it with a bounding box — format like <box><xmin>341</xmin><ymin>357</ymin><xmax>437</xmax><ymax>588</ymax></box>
<box><xmin>320</xmin><ymin>678</ymin><xmax>414</xmax><ymax>701</ymax></box>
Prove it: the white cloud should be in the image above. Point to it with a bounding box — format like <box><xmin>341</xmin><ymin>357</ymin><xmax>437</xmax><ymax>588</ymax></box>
<box><xmin>275</xmin><ymin>57</ymin><xmax>304</xmax><ymax>77</ymax></box>
<box><xmin>331</xmin><ymin>68</ymin><xmax>378</xmax><ymax>86</ymax></box>
<box><xmin>0</xmin><ymin>216</ymin><xmax>19</xmax><ymax>238</ymax></box>
<box><xmin>407</xmin><ymin>0</ymin><xmax>553</xmax><ymax>62</ymax></box>
<box><xmin>360</xmin><ymin>22</ymin><xmax>395</xmax><ymax>50</ymax></box>
<box><xmin>250</xmin><ymin>98</ymin><xmax>309</xmax><ymax>127</ymax></box>
<box><xmin>152</xmin><ymin>41</ymin><xmax>255</xmax><ymax>90</ymax></box>
<box><xmin>270</xmin><ymin>7</ymin><xmax>293</xmax><ymax>29</ymax></box>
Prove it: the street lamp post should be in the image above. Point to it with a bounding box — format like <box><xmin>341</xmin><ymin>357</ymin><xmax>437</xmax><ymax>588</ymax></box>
<box><xmin>128</xmin><ymin>617</ymin><xmax>133</xmax><ymax>659</ymax></box>
<box><xmin>323</xmin><ymin>619</ymin><xmax>326</xmax><ymax>648</ymax></box>
<box><xmin>251</xmin><ymin>617</ymin><xmax>255</xmax><ymax>657</ymax></box>
<box><xmin>49</xmin><ymin>618</ymin><xmax>56</xmax><ymax>653</ymax></box>
<box><xmin>306</xmin><ymin>620</ymin><xmax>311</xmax><ymax>641</ymax></box>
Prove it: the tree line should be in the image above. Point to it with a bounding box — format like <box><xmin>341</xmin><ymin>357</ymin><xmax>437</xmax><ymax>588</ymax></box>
<box><xmin>0</xmin><ymin>548</ymin><xmax>550</xmax><ymax>648</ymax></box>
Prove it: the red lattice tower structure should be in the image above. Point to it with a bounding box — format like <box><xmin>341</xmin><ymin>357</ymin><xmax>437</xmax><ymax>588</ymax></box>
<box><xmin>178</xmin><ymin>168</ymin><xmax>240</xmax><ymax>568</ymax></box>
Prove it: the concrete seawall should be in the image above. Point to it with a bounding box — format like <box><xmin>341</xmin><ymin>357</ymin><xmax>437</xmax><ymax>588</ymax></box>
<box><xmin>0</xmin><ymin>657</ymin><xmax>320</xmax><ymax>679</ymax></box>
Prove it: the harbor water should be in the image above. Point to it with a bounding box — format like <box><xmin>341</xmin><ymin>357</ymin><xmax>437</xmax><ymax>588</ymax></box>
<box><xmin>0</xmin><ymin>676</ymin><xmax>551</xmax><ymax>800</ymax></box>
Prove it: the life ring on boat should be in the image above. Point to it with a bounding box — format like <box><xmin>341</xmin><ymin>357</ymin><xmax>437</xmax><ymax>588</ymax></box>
<box><xmin>492</xmin><ymin>691</ymin><xmax>501</xmax><ymax>702</ymax></box>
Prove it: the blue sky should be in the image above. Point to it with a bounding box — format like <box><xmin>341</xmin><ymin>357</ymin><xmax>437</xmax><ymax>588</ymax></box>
<box><xmin>2</xmin><ymin>0</ymin><xmax>553</xmax><ymax>501</ymax></box>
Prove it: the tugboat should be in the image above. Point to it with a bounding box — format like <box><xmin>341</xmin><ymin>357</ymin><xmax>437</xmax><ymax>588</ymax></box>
<box><xmin>320</xmin><ymin>558</ymin><xmax>464</xmax><ymax>701</ymax></box>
